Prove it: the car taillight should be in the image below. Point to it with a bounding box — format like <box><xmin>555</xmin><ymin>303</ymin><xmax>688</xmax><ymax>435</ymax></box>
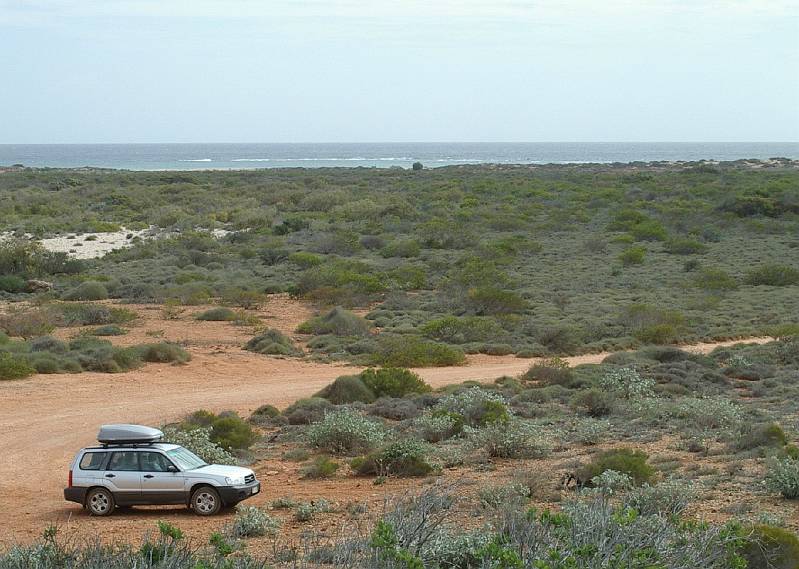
<box><xmin>68</xmin><ymin>470</ymin><xmax>73</xmax><ymax>488</ymax></box>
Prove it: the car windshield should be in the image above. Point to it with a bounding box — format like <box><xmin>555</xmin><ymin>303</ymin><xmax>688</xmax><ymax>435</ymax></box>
<box><xmin>166</xmin><ymin>447</ymin><xmax>208</xmax><ymax>470</ymax></box>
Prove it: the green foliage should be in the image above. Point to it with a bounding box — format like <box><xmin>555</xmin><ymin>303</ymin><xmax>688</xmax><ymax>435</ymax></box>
<box><xmin>62</xmin><ymin>281</ymin><xmax>108</xmax><ymax>301</ymax></box>
<box><xmin>288</xmin><ymin>251</ymin><xmax>323</xmax><ymax>268</ymax></box>
<box><xmin>664</xmin><ymin>237</ymin><xmax>708</xmax><ymax>254</ymax></box>
<box><xmin>0</xmin><ymin>352</ymin><xmax>36</xmax><ymax>380</ymax></box>
<box><xmin>359</xmin><ymin>367</ymin><xmax>431</xmax><ymax>398</ymax></box>
<box><xmin>0</xmin><ymin>275</ymin><xmax>26</xmax><ymax>293</ymax></box>
<box><xmin>244</xmin><ymin>328</ymin><xmax>301</xmax><ymax>356</ymax></box>
<box><xmin>230</xmin><ymin>505</ymin><xmax>280</xmax><ymax>538</ymax></box>
<box><xmin>315</xmin><ymin>374</ymin><xmax>376</xmax><ymax>404</ymax></box>
<box><xmin>765</xmin><ymin>457</ymin><xmax>799</xmax><ymax>499</ymax></box>
<box><xmin>381</xmin><ymin>239</ymin><xmax>421</xmax><ymax>258</ymax></box>
<box><xmin>693</xmin><ymin>268</ymin><xmax>738</xmax><ymax>291</ymax></box>
<box><xmin>57</xmin><ymin>304</ymin><xmax>137</xmax><ymax>326</ymax></box>
<box><xmin>296</xmin><ymin>306</ymin><xmax>371</xmax><ymax>336</ymax></box>
<box><xmin>579</xmin><ymin>448</ymin><xmax>655</xmax><ymax>486</ymax></box>
<box><xmin>745</xmin><ymin>264</ymin><xmax>799</xmax><ymax>286</ymax></box>
<box><xmin>0</xmin><ymin>307</ymin><xmax>56</xmax><ymax>338</ymax></box>
<box><xmin>420</xmin><ymin>315</ymin><xmax>504</xmax><ymax>344</ymax></box>
<box><xmin>136</xmin><ymin>342</ymin><xmax>191</xmax><ymax>364</ymax></box>
<box><xmin>522</xmin><ymin>357</ymin><xmax>574</xmax><ymax>386</ymax></box>
<box><xmin>89</xmin><ymin>324</ymin><xmax>126</xmax><ymax>336</ymax></box>
<box><xmin>306</xmin><ymin>408</ymin><xmax>387</xmax><ymax>454</ymax></box>
<box><xmin>738</xmin><ymin>422</ymin><xmax>788</xmax><ymax>452</ymax></box>
<box><xmin>354</xmin><ymin>438</ymin><xmax>434</xmax><ymax>477</ymax></box>
<box><xmin>372</xmin><ymin>335</ymin><xmax>465</xmax><ymax>367</ymax></box>
<box><xmin>283</xmin><ymin>397</ymin><xmax>333</xmax><ymax>425</ymax></box>
<box><xmin>465</xmin><ymin>286</ymin><xmax>527</xmax><ymax>315</ymax></box>
<box><xmin>619</xmin><ymin>245</ymin><xmax>646</xmax><ymax>266</ymax></box>
<box><xmin>161</xmin><ymin>426</ymin><xmax>236</xmax><ymax>465</ymax></box>
<box><xmin>195</xmin><ymin>307</ymin><xmax>237</xmax><ymax>321</ymax></box>
<box><xmin>436</xmin><ymin>387</ymin><xmax>509</xmax><ymax>427</ymax></box>
<box><xmin>477</xmin><ymin>420</ymin><xmax>552</xmax><ymax>459</ymax></box>
<box><xmin>301</xmin><ymin>455</ymin><xmax>340</xmax><ymax>479</ymax></box>
<box><xmin>571</xmin><ymin>388</ymin><xmax>615</xmax><ymax>417</ymax></box>
<box><xmin>742</xmin><ymin>525</ymin><xmax>799</xmax><ymax>569</ymax></box>
<box><xmin>179</xmin><ymin>410</ymin><xmax>255</xmax><ymax>451</ymax></box>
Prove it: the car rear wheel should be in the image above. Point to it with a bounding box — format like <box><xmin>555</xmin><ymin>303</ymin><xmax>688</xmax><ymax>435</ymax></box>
<box><xmin>191</xmin><ymin>486</ymin><xmax>221</xmax><ymax>516</ymax></box>
<box><xmin>86</xmin><ymin>488</ymin><xmax>115</xmax><ymax>516</ymax></box>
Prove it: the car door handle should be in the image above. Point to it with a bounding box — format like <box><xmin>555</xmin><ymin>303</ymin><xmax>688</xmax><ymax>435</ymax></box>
<box><xmin>143</xmin><ymin>474</ymin><xmax>154</xmax><ymax>479</ymax></box>
<box><xmin>105</xmin><ymin>474</ymin><xmax>115</xmax><ymax>478</ymax></box>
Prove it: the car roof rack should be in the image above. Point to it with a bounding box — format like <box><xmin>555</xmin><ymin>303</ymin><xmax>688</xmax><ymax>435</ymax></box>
<box><xmin>97</xmin><ymin>424</ymin><xmax>163</xmax><ymax>445</ymax></box>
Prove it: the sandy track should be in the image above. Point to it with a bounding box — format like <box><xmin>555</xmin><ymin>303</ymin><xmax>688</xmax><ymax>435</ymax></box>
<box><xmin>0</xmin><ymin>335</ymin><xmax>770</xmax><ymax>544</ymax></box>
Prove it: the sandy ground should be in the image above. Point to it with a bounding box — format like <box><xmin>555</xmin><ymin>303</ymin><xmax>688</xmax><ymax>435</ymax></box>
<box><xmin>0</xmin><ymin>297</ymin><xmax>772</xmax><ymax>545</ymax></box>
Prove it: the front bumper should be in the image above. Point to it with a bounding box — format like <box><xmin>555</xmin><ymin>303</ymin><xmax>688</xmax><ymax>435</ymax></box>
<box><xmin>218</xmin><ymin>480</ymin><xmax>260</xmax><ymax>505</ymax></box>
<box><xmin>64</xmin><ymin>487</ymin><xmax>87</xmax><ymax>505</ymax></box>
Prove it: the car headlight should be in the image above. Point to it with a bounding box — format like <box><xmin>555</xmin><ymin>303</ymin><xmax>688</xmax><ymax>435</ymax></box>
<box><xmin>225</xmin><ymin>476</ymin><xmax>244</xmax><ymax>485</ymax></box>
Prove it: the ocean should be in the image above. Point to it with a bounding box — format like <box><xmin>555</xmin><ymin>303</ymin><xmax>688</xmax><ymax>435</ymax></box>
<box><xmin>0</xmin><ymin>142</ymin><xmax>797</xmax><ymax>171</ymax></box>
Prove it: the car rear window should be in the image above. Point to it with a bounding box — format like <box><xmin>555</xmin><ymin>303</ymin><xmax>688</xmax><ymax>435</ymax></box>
<box><xmin>79</xmin><ymin>452</ymin><xmax>108</xmax><ymax>470</ymax></box>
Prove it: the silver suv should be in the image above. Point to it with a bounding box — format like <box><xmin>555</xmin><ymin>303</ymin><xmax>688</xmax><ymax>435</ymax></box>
<box><xmin>64</xmin><ymin>424</ymin><xmax>260</xmax><ymax>516</ymax></box>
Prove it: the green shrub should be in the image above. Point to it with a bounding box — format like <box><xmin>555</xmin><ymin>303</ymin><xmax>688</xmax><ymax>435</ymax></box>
<box><xmin>249</xmin><ymin>404</ymin><xmax>281</xmax><ymax>424</ymax></box>
<box><xmin>465</xmin><ymin>286</ymin><xmax>526</xmax><ymax>315</ymax></box>
<box><xmin>623</xmin><ymin>479</ymin><xmax>694</xmax><ymax>517</ymax></box>
<box><xmin>283</xmin><ymin>397</ymin><xmax>333</xmax><ymax>425</ymax></box>
<box><xmin>297</xmin><ymin>306</ymin><xmax>371</xmax><ymax>336</ymax></box>
<box><xmin>381</xmin><ymin>239</ymin><xmax>421</xmax><ymax>258</ymax></box>
<box><xmin>0</xmin><ymin>307</ymin><xmax>56</xmax><ymax>338</ymax></box>
<box><xmin>537</xmin><ymin>326</ymin><xmax>582</xmax><ymax>354</ymax></box>
<box><xmin>161</xmin><ymin>426</ymin><xmax>236</xmax><ymax>465</ymax></box>
<box><xmin>244</xmin><ymin>329</ymin><xmax>301</xmax><ymax>356</ymax></box>
<box><xmin>663</xmin><ymin>237</ymin><xmax>707</xmax><ymax>255</ymax></box>
<box><xmin>210</xmin><ymin>413</ymin><xmax>256</xmax><ymax>451</ymax></box>
<box><xmin>62</xmin><ymin>281</ymin><xmax>108</xmax><ymax>301</ymax></box>
<box><xmin>619</xmin><ymin>246</ymin><xmax>646</xmax><ymax>266</ymax></box>
<box><xmin>693</xmin><ymin>268</ymin><xmax>738</xmax><ymax>291</ymax></box>
<box><xmin>599</xmin><ymin>367</ymin><xmax>655</xmax><ymax>399</ymax></box>
<box><xmin>765</xmin><ymin>457</ymin><xmax>799</xmax><ymax>499</ymax></box>
<box><xmin>745</xmin><ymin>264</ymin><xmax>799</xmax><ymax>286</ymax></box>
<box><xmin>57</xmin><ymin>304</ymin><xmax>137</xmax><ymax>326</ymax></box>
<box><xmin>372</xmin><ymin>335</ymin><xmax>465</xmax><ymax>367</ymax></box>
<box><xmin>195</xmin><ymin>307</ymin><xmax>237</xmax><ymax>321</ymax></box>
<box><xmin>738</xmin><ymin>422</ymin><xmax>788</xmax><ymax>452</ymax></box>
<box><xmin>420</xmin><ymin>315</ymin><xmax>504</xmax><ymax>344</ymax></box>
<box><xmin>230</xmin><ymin>505</ymin><xmax>280</xmax><ymax>538</ymax></box>
<box><xmin>412</xmin><ymin>411</ymin><xmax>463</xmax><ymax>442</ymax></box>
<box><xmin>306</xmin><ymin>408</ymin><xmax>387</xmax><ymax>454</ymax></box>
<box><xmin>630</xmin><ymin>219</ymin><xmax>668</xmax><ymax>241</ymax></box>
<box><xmin>436</xmin><ymin>388</ymin><xmax>509</xmax><ymax>427</ymax></box>
<box><xmin>0</xmin><ymin>352</ymin><xmax>36</xmax><ymax>380</ymax></box>
<box><xmin>315</xmin><ymin>375</ymin><xmax>376</xmax><ymax>404</ymax></box>
<box><xmin>0</xmin><ymin>275</ymin><xmax>26</xmax><ymax>293</ymax></box>
<box><xmin>477</xmin><ymin>420</ymin><xmax>552</xmax><ymax>459</ymax></box>
<box><xmin>571</xmin><ymin>388</ymin><xmax>615</xmax><ymax>417</ymax></box>
<box><xmin>301</xmin><ymin>455</ymin><xmax>340</xmax><ymax>479</ymax></box>
<box><xmin>288</xmin><ymin>251</ymin><xmax>323</xmax><ymax>268</ymax></box>
<box><xmin>221</xmin><ymin>288</ymin><xmax>267</xmax><ymax>309</ymax></box>
<box><xmin>579</xmin><ymin>448</ymin><xmax>655</xmax><ymax>486</ymax></box>
<box><xmin>360</xmin><ymin>367</ymin><xmax>431</xmax><ymax>398</ymax></box>
<box><xmin>29</xmin><ymin>335</ymin><xmax>68</xmax><ymax>353</ymax></box>
<box><xmin>741</xmin><ymin>525</ymin><xmax>799</xmax><ymax>569</ymax></box>
<box><xmin>353</xmin><ymin>438</ymin><xmax>434</xmax><ymax>477</ymax></box>
<box><xmin>137</xmin><ymin>342</ymin><xmax>191</xmax><ymax>364</ymax></box>
<box><xmin>522</xmin><ymin>357</ymin><xmax>574</xmax><ymax>386</ymax></box>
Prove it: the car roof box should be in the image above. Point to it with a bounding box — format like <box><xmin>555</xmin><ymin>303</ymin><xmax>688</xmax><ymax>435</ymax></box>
<box><xmin>97</xmin><ymin>424</ymin><xmax>163</xmax><ymax>444</ymax></box>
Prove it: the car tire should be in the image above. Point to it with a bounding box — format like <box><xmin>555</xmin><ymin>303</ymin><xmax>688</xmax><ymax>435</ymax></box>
<box><xmin>191</xmin><ymin>486</ymin><xmax>222</xmax><ymax>516</ymax></box>
<box><xmin>85</xmin><ymin>488</ymin><xmax>115</xmax><ymax>516</ymax></box>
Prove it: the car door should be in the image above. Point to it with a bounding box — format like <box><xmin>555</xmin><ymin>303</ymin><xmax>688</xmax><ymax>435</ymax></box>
<box><xmin>103</xmin><ymin>451</ymin><xmax>142</xmax><ymax>504</ymax></box>
<box><xmin>139</xmin><ymin>451</ymin><xmax>186</xmax><ymax>504</ymax></box>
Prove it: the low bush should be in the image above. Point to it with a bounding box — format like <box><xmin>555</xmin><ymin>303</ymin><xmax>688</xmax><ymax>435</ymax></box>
<box><xmin>244</xmin><ymin>329</ymin><xmax>301</xmax><ymax>356</ymax></box>
<box><xmin>765</xmin><ymin>457</ymin><xmax>799</xmax><ymax>499</ymax></box>
<box><xmin>368</xmin><ymin>397</ymin><xmax>420</xmax><ymax>420</ymax></box>
<box><xmin>381</xmin><ymin>239</ymin><xmax>421</xmax><ymax>258</ymax></box>
<box><xmin>229</xmin><ymin>505</ymin><xmax>280</xmax><ymax>538</ymax></box>
<box><xmin>737</xmin><ymin>422</ymin><xmax>788</xmax><ymax>452</ymax></box>
<box><xmin>571</xmin><ymin>388</ymin><xmax>615</xmax><ymax>417</ymax></box>
<box><xmin>137</xmin><ymin>342</ymin><xmax>191</xmax><ymax>364</ymax></box>
<box><xmin>371</xmin><ymin>335</ymin><xmax>465</xmax><ymax>367</ymax></box>
<box><xmin>179</xmin><ymin>410</ymin><xmax>255</xmax><ymax>451</ymax></box>
<box><xmin>693</xmin><ymin>268</ymin><xmax>738</xmax><ymax>291</ymax></box>
<box><xmin>663</xmin><ymin>237</ymin><xmax>707</xmax><ymax>255</ymax></box>
<box><xmin>0</xmin><ymin>352</ymin><xmax>36</xmax><ymax>380</ymax></box>
<box><xmin>578</xmin><ymin>448</ymin><xmax>655</xmax><ymax>486</ymax></box>
<box><xmin>745</xmin><ymin>264</ymin><xmax>799</xmax><ymax>286</ymax></box>
<box><xmin>0</xmin><ymin>307</ymin><xmax>56</xmax><ymax>338</ymax></box>
<box><xmin>62</xmin><ymin>281</ymin><xmax>108</xmax><ymax>301</ymax></box>
<box><xmin>249</xmin><ymin>404</ymin><xmax>281</xmax><ymax>425</ymax></box>
<box><xmin>522</xmin><ymin>357</ymin><xmax>574</xmax><ymax>386</ymax></box>
<box><xmin>283</xmin><ymin>397</ymin><xmax>333</xmax><ymax>424</ymax></box>
<box><xmin>420</xmin><ymin>315</ymin><xmax>504</xmax><ymax>344</ymax></box>
<box><xmin>296</xmin><ymin>306</ymin><xmax>371</xmax><ymax>336</ymax></box>
<box><xmin>57</xmin><ymin>304</ymin><xmax>137</xmax><ymax>326</ymax></box>
<box><xmin>0</xmin><ymin>275</ymin><xmax>26</xmax><ymax>293</ymax></box>
<box><xmin>619</xmin><ymin>246</ymin><xmax>646</xmax><ymax>266</ymax></box>
<box><xmin>195</xmin><ymin>307</ymin><xmax>237</xmax><ymax>321</ymax></box>
<box><xmin>436</xmin><ymin>388</ymin><xmax>509</xmax><ymax>427</ymax></box>
<box><xmin>90</xmin><ymin>324</ymin><xmax>126</xmax><ymax>336</ymax></box>
<box><xmin>477</xmin><ymin>420</ymin><xmax>552</xmax><ymax>459</ymax></box>
<box><xmin>412</xmin><ymin>411</ymin><xmax>463</xmax><ymax>442</ymax></box>
<box><xmin>599</xmin><ymin>367</ymin><xmax>655</xmax><ymax>399</ymax></box>
<box><xmin>623</xmin><ymin>479</ymin><xmax>694</xmax><ymax>517</ymax></box>
<box><xmin>360</xmin><ymin>367</ymin><xmax>431</xmax><ymax>398</ymax></box>
<box><xmin>306</xmin><ymin>409</ymin><xmax>387</xmax><ymax>454</ymax></box>
<box><xmin>465</xmin><ymin>286</ymin><xmax>527</xmax><ymax>315</ymax></box>
<box><xmin>315</xmin><ymin>375</ymin><xmax>376</xmax><ymax>404</ymax></box>
<box><xmin>301</xmin><ymin>455</ymin><xmax>340</xmax><ymax>479</ymax></box>
<box><xmin>741</xmin><ymin>524</ymin><xmax>799</xmax><ymax>569</ymax></box>
<box><xmin>288</xmin><ymin>251</ymin><xmax>323</xmax><ymax>268</ymax></box>
<box><xmin>161</xmin><ymin>426</ymin><xmax>236</xmax><ymax>465</ymax></box>
<box><xmin>353</xmin><ymin>438</ymin><xmax>434</xmax><ymax>477</ymax></box>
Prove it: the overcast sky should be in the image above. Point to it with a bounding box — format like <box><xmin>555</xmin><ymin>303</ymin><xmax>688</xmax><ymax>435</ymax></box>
<box><xmin>1</xmin><ymin>0</ymin><xmax>798</xmax><ymax>143</ymax></box>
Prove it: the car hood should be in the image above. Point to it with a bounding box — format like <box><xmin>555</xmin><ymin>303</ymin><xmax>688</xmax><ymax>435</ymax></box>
<box><xmin>191</xmin><ymin>464</ymin><xmax>254</xmax><ymax>479</ymax></box>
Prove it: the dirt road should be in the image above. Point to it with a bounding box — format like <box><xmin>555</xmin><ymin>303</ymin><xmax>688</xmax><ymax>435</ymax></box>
<box><xmin>0</xmin><ymin>335</ymin><xmax>769</xmax><ymax>544</ymax></box>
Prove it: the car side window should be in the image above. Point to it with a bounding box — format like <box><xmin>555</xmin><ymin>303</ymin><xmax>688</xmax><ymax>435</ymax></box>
<box><xmin>79</xmin><ymin>452</ymin><xmax>108</xmax><ymax>470</ymax></box>
<box><xmin>140</xmin><ymin>452</ymin><xmax>174</xmax><ymax>472</ymax></box>
<box><xmin>108</xmin><ymin>451</ymin><xmax>140</xmax><ymax>471</ymax></box>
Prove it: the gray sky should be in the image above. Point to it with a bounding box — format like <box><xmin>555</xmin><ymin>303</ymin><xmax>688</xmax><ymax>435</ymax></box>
<box><xmin>2</xmin><ymin>0</ymin><xmax>798</xmax><ymax>143</ymax></box>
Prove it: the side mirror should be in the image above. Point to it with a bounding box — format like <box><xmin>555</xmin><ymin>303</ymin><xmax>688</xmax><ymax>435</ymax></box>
<box><xmin>167</xmin><ymin>465</ymin><xmax>179</xmax><ymax>473</ymax></box>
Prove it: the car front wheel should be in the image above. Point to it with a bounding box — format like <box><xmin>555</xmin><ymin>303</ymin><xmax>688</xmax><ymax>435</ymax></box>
<box><xmin>191</xmin><ymin>486</ymin><xmax>221</xmax><ymax>516</ymax></box>
<box><xmin>86</xmin><ymin>488</ymin><xmax>115</xmax><ymax>516</ymax></box>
